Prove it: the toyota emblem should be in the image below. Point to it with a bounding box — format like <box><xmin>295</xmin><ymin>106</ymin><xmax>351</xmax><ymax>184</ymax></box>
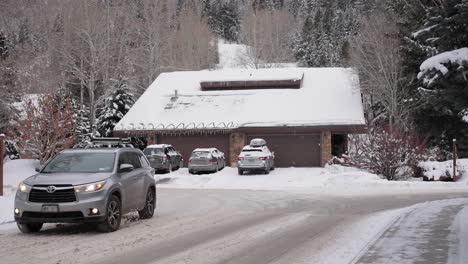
<box><xmin>46</xmin><ymin>186</ymin><xmax>57</xmax><ymax>193</ymax></box>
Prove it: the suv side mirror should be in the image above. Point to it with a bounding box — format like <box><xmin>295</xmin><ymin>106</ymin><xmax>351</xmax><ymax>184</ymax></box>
<box><xmin>119</xmin><ymin>164</ymin><xmax>134</xmax><ymax>173</ymax></box>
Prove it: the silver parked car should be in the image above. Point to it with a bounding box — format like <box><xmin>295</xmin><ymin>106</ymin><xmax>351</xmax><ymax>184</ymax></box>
<box><xmin>188</xmin><ymin>148</ymin><xmax>226</xmax><ymax>174</ymax></box>
<box><xmin>143</xmin><ymin>144</ymin><xmax>183</xmax><ymax>173</ymax></box>
<box><xmin>14</xmin><ymin>148</ymin><xmax>156</xmax><ymax>233</ymax></box>
<box><xmin>238</xmin><ymin>139</ymin><xmax>275</xmax><ymax>175</ymax></box>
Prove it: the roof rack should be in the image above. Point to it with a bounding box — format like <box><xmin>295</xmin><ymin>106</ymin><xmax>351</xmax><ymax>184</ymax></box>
<box><xmin>90</xmin><ymin>137</ymin><xmax>134</xmax><ymax>148</ymax></box>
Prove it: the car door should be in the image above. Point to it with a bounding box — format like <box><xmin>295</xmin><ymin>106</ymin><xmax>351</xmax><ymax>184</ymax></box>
<box><xmin>168</xmin><ymin>147</ymin><xmax>180</xmax><ymax>168</ymax></box>
<box><xmin>128</xmin><ymin>152</ymin><xmax>148</xmax><ymax>209</ymax></box>
<box><xmin>263</xmin><ymin>147</ymin><xmax>273</xmax><ymax>168</ymax></box>
<box><xmin>118</xmin><ymin>152</ymin><xmax>141</xmax><ymax>210</ymax></box>
<box><xmin>213</xmin><ymin>150</ymin><xmax>221</xmax><ymax>168</ymax></box>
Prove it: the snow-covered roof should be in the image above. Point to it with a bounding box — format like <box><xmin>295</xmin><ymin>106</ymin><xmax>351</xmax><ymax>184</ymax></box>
<box><xmin>115</xmin><ymin>68</ymin><xmax>366</xmax><ymax>132</ymax></box>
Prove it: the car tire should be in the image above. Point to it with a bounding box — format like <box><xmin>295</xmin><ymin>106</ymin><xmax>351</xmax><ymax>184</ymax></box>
<box><xmin>238</xmin><ymin>169</ymin><xmax>243</xmax><ymax>175</ymax></box>
<box><xmin>166</xmin><ymin>163</ymin><xmax>172</xmax><ymax>174</ymax></box>
<box><xmin>189</xmin><ymin>169</ymin><xmax>195</xmax><ymax>174</ymax></box>
<box><xmin>139</xmin><ymin>188</ymin><xmax>156</xmax><ymax>219</ymax></box>
<box><xmin>97</xmin><ymin>195</ymin><xmax>122</xmax><ymax>233</ymax></box>
<box><xmin>17</xmin><ymin>223</ymin><xmax>43</xmax><ymax>233</ymax></box>
<box><xmin>264</xmin><ymin>166</ymin><xmax>270</xmax><ymax>175</ymax></box>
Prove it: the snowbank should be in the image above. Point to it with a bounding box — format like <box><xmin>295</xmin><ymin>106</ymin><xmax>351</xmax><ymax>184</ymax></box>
<box><xmin>158</xmin><ymin>165</ymin><xmax>468</xmax><ymax>194</ymax></box>
<box><xmin>1</xmin><ymin>159</ymin><xmax>38</xmax><ymax>224</ymax></box>
<box><xmin>419</xmin><ymin>159</ymin><xmax>468</xmax><ymax>181</ymax></box>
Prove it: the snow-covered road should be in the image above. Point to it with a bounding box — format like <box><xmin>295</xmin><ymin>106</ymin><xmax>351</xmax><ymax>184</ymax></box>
<box><xmin>357</xmin><ymin>198</ymin><xmax>468</xmax><ymax>264</ymax></box>
<box><xmin>1</xmin><ymin>189</ymin><xmax>467</xmax><ymax>264</ymax></box>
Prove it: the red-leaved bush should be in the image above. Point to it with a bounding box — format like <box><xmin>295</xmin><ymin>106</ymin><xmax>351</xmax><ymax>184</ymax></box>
<box><xmin>348</xmin><ymin>127</ymin><xmax>427</xmax><ymax>180</ymax></box>
<box><xmin>15</xmin><ymin>94</ymin><xmax>76</xmax><ymax>163</ymax></box>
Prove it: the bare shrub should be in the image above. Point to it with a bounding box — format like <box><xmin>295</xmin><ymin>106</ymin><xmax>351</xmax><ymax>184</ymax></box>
<box><xmin>15</xmin><ymin>94</ymin><xmax>76</xmax><ymax>163</ymax></box>
<box><xmin>348</xmin><ymin>127</ymin><xmax>427</xmax><ymax>180</ymax></box>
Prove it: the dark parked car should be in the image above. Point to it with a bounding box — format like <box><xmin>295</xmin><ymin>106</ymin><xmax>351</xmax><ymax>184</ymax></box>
<box><xmin>15</xmin><ymin>148</ymin><xmax>156</xmax><ymax>233</ymax></box>
<box><xmin>188</xmin><ymin>148</ymin><xmax>226</xmax><ymax>174</ymax></box>
<box><xmin>143</xmin><ymin>144</ymin><xmax>183</xmax><ymax>173</ymax></box>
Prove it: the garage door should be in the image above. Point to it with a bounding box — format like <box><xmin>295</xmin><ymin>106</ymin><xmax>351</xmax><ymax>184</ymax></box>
<box><xmin>157</xmin><ymin>134</ymin><xmax>230</xmax><ymax>167</ymax></box>
<box><xmin>247</xmin><ymin>134</ymin><xmax>321</xmax><ymax>167</ymax></box>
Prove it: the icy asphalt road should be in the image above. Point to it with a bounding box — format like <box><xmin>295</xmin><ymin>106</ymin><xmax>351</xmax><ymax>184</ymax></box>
<box><xmin>0</xmin><ymin>189</ymin><xmax>467</xmax><ymax>264</ymax></box>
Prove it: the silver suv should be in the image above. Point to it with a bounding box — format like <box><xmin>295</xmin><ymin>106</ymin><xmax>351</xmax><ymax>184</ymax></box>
<box><xmin>14</xmin><ymin>148</ymin><xmax>156</xmax><ymax>233</ymax></box>
<box><xmin>237</xmin><ymin>139</ymin><xmax>275</xmax><ymax>175</ymax></box>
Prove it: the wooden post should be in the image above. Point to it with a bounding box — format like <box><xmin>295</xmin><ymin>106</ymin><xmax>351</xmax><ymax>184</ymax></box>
<box><xmin>453</xmin><ymin>138</ymin><xmax>457</xmax><ymax>181</ymax></box>
<box><xmin>0</xmin><ymin>134</ymin><xmax>4</xmax><ymax>196</ymax></box>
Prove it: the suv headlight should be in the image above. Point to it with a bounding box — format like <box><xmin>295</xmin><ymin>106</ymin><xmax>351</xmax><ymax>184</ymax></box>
<box><xmin>18</xmin><ymin>182</ymin><xmax>32</xmax><ymax>193</ymax></box>
<box><xmin>74</xmin><ymin>180</ymin><xmax>107</xmax><ymax>193</ymax></box>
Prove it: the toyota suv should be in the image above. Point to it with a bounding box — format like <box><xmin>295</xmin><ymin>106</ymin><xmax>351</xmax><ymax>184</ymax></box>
<box><xmin>14</xmin><ymin>148</ymin><xmax>156</xmax><ymax>233</ymax></box>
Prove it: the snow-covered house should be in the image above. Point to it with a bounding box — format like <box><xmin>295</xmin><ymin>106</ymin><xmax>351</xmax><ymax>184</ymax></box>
<box><xmin>114</xmin><ymin>68</ymin><xmax>366</xmax><ymax>167</ymax></box>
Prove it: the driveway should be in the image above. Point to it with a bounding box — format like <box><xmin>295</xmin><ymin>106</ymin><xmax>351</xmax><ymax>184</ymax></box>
<box><xmin>0</xmin><ymin>189</ymin><xmax>466</xmax><ymax>264</ymax></box>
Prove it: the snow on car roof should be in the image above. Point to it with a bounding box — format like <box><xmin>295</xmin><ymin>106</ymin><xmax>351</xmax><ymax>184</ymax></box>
<box><xmin>145</xmin><ymin>144</ymin><xmax>171</xmax><ymax>149</ymax></box>
<box><xmin>193</xmin><ymin>148</ymin><xmax>217</xmax><ymax>152</ymax></box>
<box><xmin>115</xmin><ymin>68</ymin><xmax>365</xmax><ymax>131</ymax></box>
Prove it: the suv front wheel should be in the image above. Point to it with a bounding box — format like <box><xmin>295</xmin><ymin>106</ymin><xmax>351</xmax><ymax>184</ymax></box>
<box><xmin>98</xmin><ymin>195</ymin><xmax>122</xmax><ymax>233</ymax></box>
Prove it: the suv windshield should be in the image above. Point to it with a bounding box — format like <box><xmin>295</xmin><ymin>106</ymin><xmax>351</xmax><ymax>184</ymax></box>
<box><xmin>144</xmin><ymin>148</ymin><xmax>164</xmax><ymax>155</ymax></box>
<box><xmin>42</xmin><ymin>153</ymin><xmax>115</xmax><ymax>173</ymax></box>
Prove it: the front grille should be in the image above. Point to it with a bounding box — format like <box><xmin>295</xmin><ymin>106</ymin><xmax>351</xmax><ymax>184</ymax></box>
<box><xmin>29</xmin><ymin>186</ymin><xmax>76</xmax><ymax>203</ymax></box>
<box><xmin>22</xmin><ymin>211</ymin><xmax>84</xmax><ymax>218</ymax></box>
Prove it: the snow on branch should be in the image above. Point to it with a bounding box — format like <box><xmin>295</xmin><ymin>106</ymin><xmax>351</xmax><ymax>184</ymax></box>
<box><xmin>418</xmin><ymin>48</ymin><xmax>468</xmax><ymax>85</ymax></box>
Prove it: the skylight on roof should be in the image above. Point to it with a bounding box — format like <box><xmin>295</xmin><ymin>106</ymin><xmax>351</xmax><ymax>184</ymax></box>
<box><xmin>200</xmin><ymin>74</ymin><xmax>304</xmax><ymax>91</ymax></box>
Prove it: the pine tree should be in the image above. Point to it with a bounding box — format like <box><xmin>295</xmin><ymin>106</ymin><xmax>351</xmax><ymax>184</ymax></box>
<box><xmin>410</xmin><ymin>0</ymin><xmax>468</xmax><ymax>156</ymax></box>
<box><xmin>292</xmin><ymin>0</ymin><xmax>359</xmax><ymax>67</ymax></box>
<box><xmin>97</xmin><ymin>78</ymin><xmax>135</xmax><ymax>137</ymax></box>
<box><xmin>207</xmin><ymin>0</ymin><xmax>241</xmax><ymax>42</ymax></box>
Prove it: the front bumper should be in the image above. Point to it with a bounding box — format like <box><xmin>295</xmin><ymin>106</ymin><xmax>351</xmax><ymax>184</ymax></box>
<box><xmin>14</xmin><ymin>190</ymin><xmax>108</xmax><ymax>224</ymax></box>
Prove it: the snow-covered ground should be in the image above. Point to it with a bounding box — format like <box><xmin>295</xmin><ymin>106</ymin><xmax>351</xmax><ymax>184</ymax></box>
<box><xmin>158</xmin><ymin>165</ymin><xmax>468</xmax><ymax>194</ymax></box>
<box><xmin>357</xmin><ymin>198</ymin><xmax>468</xmax><ymax>264</ymax></box>
<box><xmin>0</xmin><ymin>159</ymin><xmax>38</xmax><ymax>224</ymax></box>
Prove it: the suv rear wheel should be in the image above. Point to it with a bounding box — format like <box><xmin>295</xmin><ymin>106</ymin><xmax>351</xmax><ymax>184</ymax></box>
<box><xmin>98</xmin><ymin>195</ymin><xmax>121</xmax><ymax>233</ymax></box>
<box><xmin>139</xmin><ymin>188</ymin><xmax>156</xmax><ymax>219</ymax></box>
<box><xmin>17</xmin><ymin>223</ymin><xmax>43</xmax><ymax>233</ymax></box>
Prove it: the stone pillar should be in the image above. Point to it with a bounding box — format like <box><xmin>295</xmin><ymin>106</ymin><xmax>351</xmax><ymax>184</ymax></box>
<box><xmin>321</xmin><ymin>131</ymin><xmax>332</xmax><ymax>167</ymax></box>
<box><xmin>229</xmin><ymin>132</ymin><xmax>246</xmax><ymax>167</ymax></box>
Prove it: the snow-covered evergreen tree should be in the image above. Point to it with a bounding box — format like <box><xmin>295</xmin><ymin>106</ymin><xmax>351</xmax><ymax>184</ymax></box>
<box><xmin>97</xmin><ymin>78</ymin><xmax>135</xmax><ymax>137</ymax></box>
<box><xmin>410</xmin><ymin>0</ymin><xmax>468</xmax><ymax>156</ymax></box>
<box><xmin>206</xmin><ymin>0</ymin><xmax>241</xmax><ymax>42</ymax></box>
<box><xmin>292</xmin><ymin>0</ymin><xmax>359</xmax><ymax>67</ymax></box>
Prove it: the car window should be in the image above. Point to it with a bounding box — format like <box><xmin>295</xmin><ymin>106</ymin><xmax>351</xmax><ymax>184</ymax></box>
<box><xmin>129</xmin><ymin>152</ymin><xmax>142</xmax><ymax>169</ymax></box>
<box><xmin>242</xmin><ymin>149</ymin><xmax>262</xmax><ymax>152</ymax></box>
<box><xmin>143</xmin><ymin>148</ymin><xmax>163</xmax><ymax>155</ymax></box>
<box><xmin>191</xmin><ymin>151</ymin><xmax>211</xmax><ymax>158</ymax></box>
<box><xmin>169</xmin><ymin>147</ymin><xmax>177</xmax><ymax>155</ymax></box>
<box><xmin>139</xmin><ymin>154</ymin><xmax>150</xmax><ymax>167</ymax></box>
<box><xmin>42</xmin><ymin>153</ymin><xmax>115</xmax><ymax>173</ymax></box>
<box><xmin>119</xmin><ymin>152</ymin><xmax>141</xmax><ymax>169</ymax></box>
